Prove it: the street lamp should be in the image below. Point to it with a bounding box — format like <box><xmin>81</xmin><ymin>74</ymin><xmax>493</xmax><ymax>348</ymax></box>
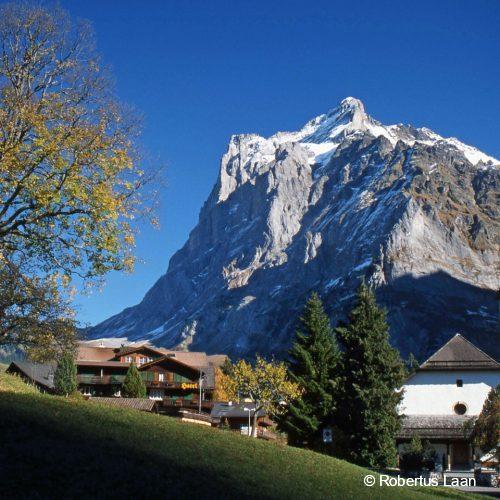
<box><xmin>198</xmin><ymin>370</ymin><xmax>206</xmax><ymax>413</ymax></box>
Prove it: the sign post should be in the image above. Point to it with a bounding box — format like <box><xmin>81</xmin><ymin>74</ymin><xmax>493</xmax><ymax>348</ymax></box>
<box><xmin>323</xmin><ymin>427</ymin><xmax>332</xmax><ymax>444</ymax></box>
<box><xmin>198</xmin><ymin>370</ymin><xmax>203</xmax><ymax>413</ymax></box>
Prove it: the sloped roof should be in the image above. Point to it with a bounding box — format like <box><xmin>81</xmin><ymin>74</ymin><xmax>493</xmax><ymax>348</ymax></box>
<box><xmin>76</xmin><ymin>360</ymin><xmax>129</xmax><ymax>368</ymax></box>
<box><xmin>77</xmin><ymin>341</ymin><xmax>227</xmax><ymax>374</ymax></box>
<box><xmin>113</xmin><ymin>345</ymin><xmax>166</xmax><ymax>359</ymax></box>
<box><xmin>420</xmin><ymin>334</ymin><xmax>499</xmax><ymax>371</ymax></box>
<box><xmin>211</xmin><ymin>402</ymin><xmax>267</xmax><ymax>419</ymax></box>
<box><xmin>88</xmin><ymin>397</ymin><xmax>157</xmax><ymax>412</ymax></box>
<box><xmin>7</xmin><ymin>361</ymin><xmax>56</xmax><ymax>390</ymax></box>
<box><xmin>138</xmin><ymin>355</ymin><xmax>201</xmax><ymax>376</ymax></box>
<box><xmin>160</xmin><ymin>350</ymin><xmax>210</xmax><ymax>368</ymax></box>
<box><xmin>207</xmin><ymin>354</ymin><xmax>229</xmax><ymax>368</ymax></box>
<box><xmin>397</xmin><ymin>414</ymin><xmax>476</xmax><ymax>439</ymax></box>
<box><xmin>76</xmin><ymin>345</ymin><xmax>116</xmax><ymax>362</ymax></box>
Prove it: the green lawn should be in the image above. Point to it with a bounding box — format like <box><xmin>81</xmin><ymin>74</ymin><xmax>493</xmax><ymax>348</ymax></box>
<box><xmin>0</xmin><ymin>371</ymin><xmax>475</xmax><ymax>499</ymax></box>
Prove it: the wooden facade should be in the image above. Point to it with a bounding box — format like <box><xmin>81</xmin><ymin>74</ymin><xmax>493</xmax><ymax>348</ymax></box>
<box><xmin>113</xmin><ymin>346</ymin><xmax>164</xmax><ymax>366</ymax></box>
<box><xmin>75</xmin><ymin>344</ymin><xmax>216</xmax><ymax>410</ymax></box>
<box><xmin>138</xmin><ymin>356</ymin><xmax>204</xmax><ymax>407</ymax></box>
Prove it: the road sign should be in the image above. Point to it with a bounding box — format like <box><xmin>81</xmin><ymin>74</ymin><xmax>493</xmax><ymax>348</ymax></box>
<box><xmin>323</xmin><ymin>427</ymin><xmax>332</xmax><ymax>443</ymax></box>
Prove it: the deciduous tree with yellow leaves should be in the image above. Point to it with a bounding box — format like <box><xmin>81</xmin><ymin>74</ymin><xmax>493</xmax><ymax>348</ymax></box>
<box><xmin>0</xmin><ymin>4</ymin><xmax>157</xmax><ymax>354</ymax></box>
<box><xmin>219</xmin><ymin>356</ymin><xmax>300</xmax><ymax>437</ymax></box>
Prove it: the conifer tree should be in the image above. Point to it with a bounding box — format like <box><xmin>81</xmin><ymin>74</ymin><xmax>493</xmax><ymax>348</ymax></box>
<box><xmin>335</xmin><ymin>282</ymin><xmax>406</xmax><ymax>467</ymax></box>
<box><xmin>281</xmin><ymin>293</ymin><xmax>341</xmax><ymax>449</ymax></box>
<box><xmin>122</xmin><ymin>363</ymin><xmax>147</xmax><ymax>398</ymax></box>
<box><xmin>54</xmin><ymin>351</ymin><xmax>77</xmax><ymax>396</ymax></box>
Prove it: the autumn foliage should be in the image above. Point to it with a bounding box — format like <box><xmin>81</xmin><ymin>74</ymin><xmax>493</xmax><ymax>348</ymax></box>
<box><xmin>217</xmin><ymin>356</ymin><xmax>300</xmax><ymax>436</ymax></box>
<box><xmin>0</xmin><ymin>4</ymin><xmax>156</xmax><ymax>354</ymax></box>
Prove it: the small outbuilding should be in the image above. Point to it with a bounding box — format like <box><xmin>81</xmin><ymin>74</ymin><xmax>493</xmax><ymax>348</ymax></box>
<box><xmin>6</xmin><ymin>361</ymin><xmax>56</xmax><ymax>393</ymax></box>
<box><xmin>210</xmin><ymin>402</ymin><xmax>270</xmax><ymax>436</ymax></box>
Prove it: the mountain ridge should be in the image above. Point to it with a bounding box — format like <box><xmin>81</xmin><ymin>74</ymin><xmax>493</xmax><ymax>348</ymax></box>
<box><xmin>89</xmin><ymin>98</ymin><xmax>499</xmax><ymax>360</ymax></box>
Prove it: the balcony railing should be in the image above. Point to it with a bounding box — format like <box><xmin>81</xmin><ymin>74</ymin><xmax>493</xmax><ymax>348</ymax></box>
<box><xmin>77</xmin><ymin>374</ymin><xmax>207</xmax><ymax>390</ymax></box>
<box><xmin>77</xmin><ymin>375</ymin><xmax>125</xmax><ymax>385</ymax></box>
<box><xmin>143</xmin><ymin>380</ymin><xmax>200</xmax><ymax>389</ymax></box>
<box><xmin>161</xmin><ymin>398</ymin><xmax>213</xmax><ymax>409</ymax></box>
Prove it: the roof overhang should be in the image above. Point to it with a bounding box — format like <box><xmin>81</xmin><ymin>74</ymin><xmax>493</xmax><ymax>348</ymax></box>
<box><xmin>138</xmin><ymin>355</ymin><xmax>201</xmax><ymax>376</ymax></box>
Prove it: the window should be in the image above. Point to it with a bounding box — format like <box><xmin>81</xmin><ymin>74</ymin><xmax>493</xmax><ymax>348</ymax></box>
<box><xmin>453</xmin><ymin>402</ymin><xmax>467</xmax><ymax>415</ymax></box>
<box><xmin>456</xmin><ymin>379</ymin><xmax>463</xmax><ymax>387</ymax></box>
<box><xmin>125</xmin><ymin>356</ymin><xmax>132</xmax><ymax>363</ymax></box>
<box><xmin>149</xmin><ymin>389</ymin><xmax>164</xmax><ymax>400</ymax></box>
<box><xmin>82</xmin><ymin>386</ymin><xmax>92</xmax><ymax>396</ymax></box>
<box><xmin>159</xmin><ymin>373</ymin><xmax>164</xmax><ymax>382</ymax></box>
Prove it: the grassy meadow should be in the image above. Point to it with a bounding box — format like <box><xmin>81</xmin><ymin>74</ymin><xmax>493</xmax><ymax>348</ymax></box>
<box><xmin>0</xmin><ymin>369</ymin><xmax>477</xmax><ymax>499</ymax></box>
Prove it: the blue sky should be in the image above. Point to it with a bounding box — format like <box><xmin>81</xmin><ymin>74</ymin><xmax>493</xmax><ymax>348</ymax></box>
<box><xmin>52</xmin><ymin>0</ymin><xmax>499</xmax><ymax>326</ymax></box>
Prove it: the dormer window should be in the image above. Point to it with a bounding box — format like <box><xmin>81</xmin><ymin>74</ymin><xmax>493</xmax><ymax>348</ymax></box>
<box><xmin>456</xmin><ymin>379</ymin><xmax>463</xmax><ymax>387</ymax></box>
<box><xmin>453</xmin><ymin>402</ymin><xmax>467</xmax><ymax>415</ymax></box>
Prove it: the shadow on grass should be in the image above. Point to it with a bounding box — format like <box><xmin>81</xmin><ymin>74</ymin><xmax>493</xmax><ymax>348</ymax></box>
<box><xmin>0</xmin><ymin>392</ymin><xmax>268</xmax><ymax>500</ymax></box>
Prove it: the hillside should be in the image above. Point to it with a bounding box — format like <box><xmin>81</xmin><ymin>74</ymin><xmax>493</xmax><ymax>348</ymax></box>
<box><xmin>89</xmin><ymin>97</ymin><xmax>499</xmax><ymax>361</ymax></box>
<box><xmin>0</xmin><ymin>370</ymin><xmax>474</xmax><ymax>499</ymax></box>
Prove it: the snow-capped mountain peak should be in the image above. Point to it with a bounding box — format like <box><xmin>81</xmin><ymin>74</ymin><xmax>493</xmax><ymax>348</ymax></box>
<box><xmin>216</xmin><ymin>97</ymin><xmax>498</xmax><ymax>203</ymax></box>
<box><xmin>90</xmin><ymin>97</ymin><xmax>499</xmax><ymax>361</ymax></box>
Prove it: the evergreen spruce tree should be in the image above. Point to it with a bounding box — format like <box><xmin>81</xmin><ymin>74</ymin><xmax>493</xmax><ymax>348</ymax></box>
<box><xmin>54</xmin><ymin>351</ymin><xmax>77</xmax><ymax>396</ymax></box>
<box><xmin>122</xmin><ymin>363</ymin><xmax>147</xmax><ymax>398</ymax></box>
<box><xmin>280</xmin><ymin>293</ymin><xmax>341</xmax><ymax>450</ymax></box>
<box><xmin>335</xmin><ymin>282</ymin><xmax>406</xmax><ymax>468</ymax></box>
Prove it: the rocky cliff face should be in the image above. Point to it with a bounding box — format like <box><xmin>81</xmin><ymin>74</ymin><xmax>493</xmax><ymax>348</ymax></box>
<box><xmin>89</xmin><ymin>98</ymin><xmax>499</xmax><ymax>360</ymax></box>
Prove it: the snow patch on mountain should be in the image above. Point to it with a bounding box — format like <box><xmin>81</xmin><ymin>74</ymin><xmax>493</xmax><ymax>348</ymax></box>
<box><xmin>89</xmin><ymin>97</ymin><xmax>500</xmax><ymax>361</ymax></box>
<box><xmin>216</xmin><ymin>97</ymin><xmax>498</xmax><ymax>204</ymax></box>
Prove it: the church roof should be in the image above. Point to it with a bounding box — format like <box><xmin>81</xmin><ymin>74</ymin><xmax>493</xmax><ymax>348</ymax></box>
<box><xmin>397</xmin><ymin>414</ymin><xmax>476</xmax><ymax>439</ymax></box>
<box><xmin>419</xmin><ymin>334</ymin><xmax>499</xmax><ymax>371</ymax></box>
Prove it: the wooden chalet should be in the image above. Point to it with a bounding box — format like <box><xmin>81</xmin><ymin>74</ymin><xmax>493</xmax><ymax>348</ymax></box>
<box><xmin>74</xmin><ymin>341</ymin><xmax>223</xmax><ymax>412</ymax></box>
<box><xmin>6</xmin><ymin>342</ymin><xmax>221</xmax><ymax>413</ymax></box>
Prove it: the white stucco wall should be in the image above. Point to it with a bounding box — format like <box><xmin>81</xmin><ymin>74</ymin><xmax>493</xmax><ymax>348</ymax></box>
<box><xmin>399</xmin><ymin>370</ymin><xmax>499</xmax><ymax>416</ymax></box>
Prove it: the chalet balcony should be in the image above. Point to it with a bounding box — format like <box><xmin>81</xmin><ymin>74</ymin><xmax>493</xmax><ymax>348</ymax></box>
<box><xmin>77</xmin><ymin>375</ymin><xmax>125</xmax><ymax>385</ymax></box>
<box><xmin>143</xmin><ymin>380</ymin><xmax>199</xmax><ymax>389</ymax></box>
<box><xmin>160</xmin><ymin>398</ymin><xmax>213</xmax><ymax>410</ymax></box>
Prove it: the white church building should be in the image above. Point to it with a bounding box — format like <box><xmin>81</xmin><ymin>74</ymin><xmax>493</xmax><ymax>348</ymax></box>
<box><xmin>397</xmin><ymin>334</ymin><xmax>499</xmax><ymax>470</ymax></box>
